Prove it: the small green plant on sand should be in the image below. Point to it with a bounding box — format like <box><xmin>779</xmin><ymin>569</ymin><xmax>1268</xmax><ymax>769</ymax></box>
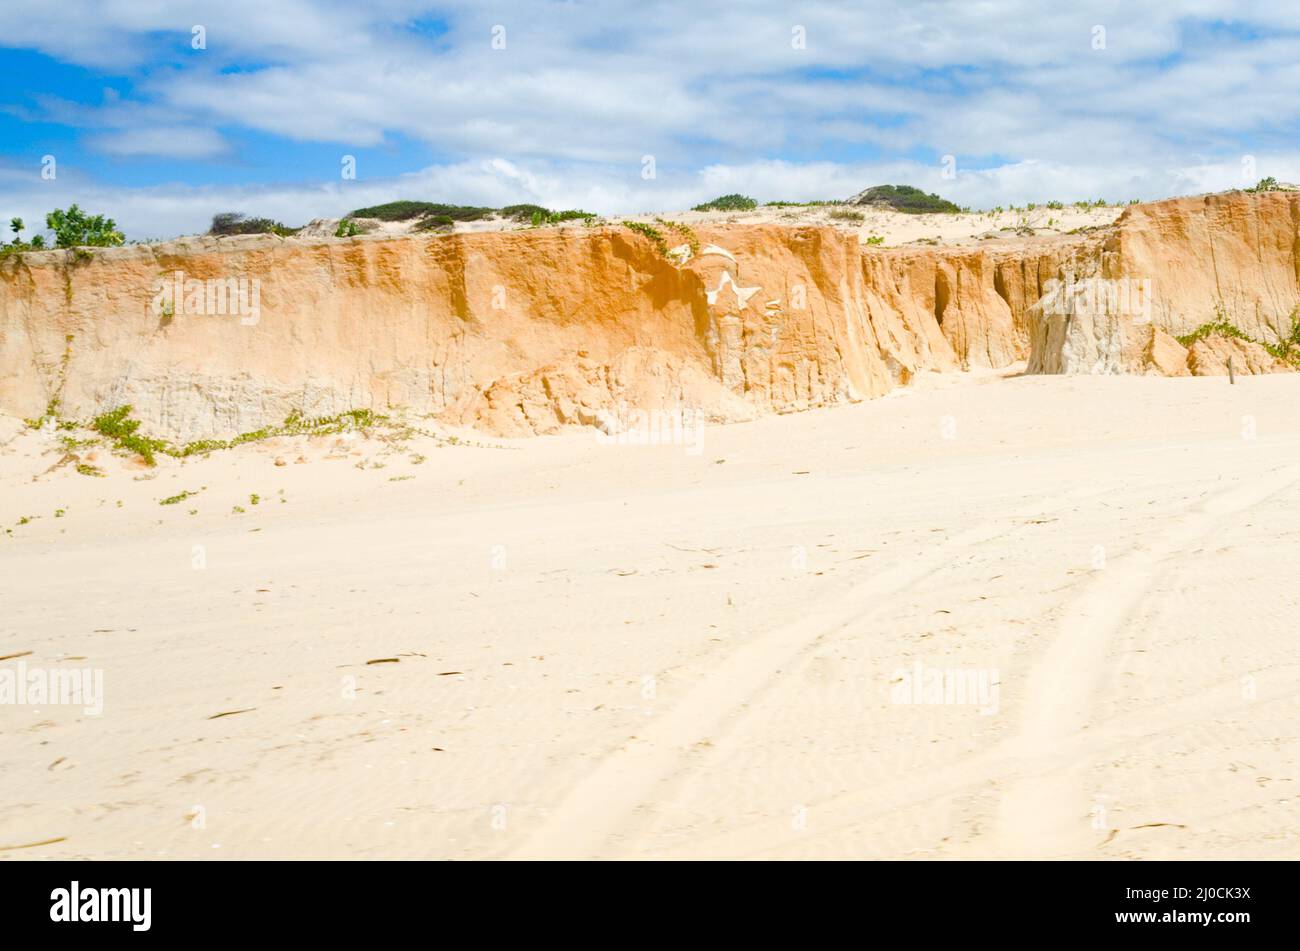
<box><xmin>92</xmin><ymin>406</ymin><xmax>169</xmax><ymax>466</ymax></box>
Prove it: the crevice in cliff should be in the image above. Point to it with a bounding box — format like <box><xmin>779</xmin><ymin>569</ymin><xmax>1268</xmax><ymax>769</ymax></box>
<box><xmin>934</xmin><ymin>270</ymin><xmax>949</xmax><ymax>327</ymax></box>
<box><xmin>993</xmin><ymin>266</ymin><xmax>1011</xmax><ymax>311</ymax></box>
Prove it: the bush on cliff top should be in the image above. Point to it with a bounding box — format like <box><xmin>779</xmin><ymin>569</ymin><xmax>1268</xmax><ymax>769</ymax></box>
<box><xmin>692</xmin><ymin>194</ymin><xmax>758</xmax><ymax>212</ymax></box>
<box><xmin>347</xmin><ymin>201</ymin><xmax>496</xmax><ymax>223</ymax></box>
<box><xmin>209</xmin><ymin>212</ymin><xmax>299</xmax><ymax>237</ymax></box>
<box><xmin>47</xmin><ymin>204</ymin><xmax>125</xmax><ymax>247</ymax></box>
<box><xmin>850</xmin><ymin>185</ymin><xmax>961</xmax><ymax>214</ymax></box>
<box><xmin>2</xmin><ymin>216</ymin><xmax>47</xmax><ymax>256</ymax></box>
<box><xmin>1246</xmin><ymin>177</ymin><xmax>1283</xmax><ymax>193</ymax></box>
<box><xmin>347</xmin><ymin>201</ymin><xmax>597</xmax><ymax>230</ymax></box>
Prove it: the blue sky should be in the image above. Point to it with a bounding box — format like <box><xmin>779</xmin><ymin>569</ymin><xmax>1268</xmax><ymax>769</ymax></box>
<box><xmin>3</xmin><ymin>1</ymin><xmax>1300</xmax><ymax>238</ymax></box>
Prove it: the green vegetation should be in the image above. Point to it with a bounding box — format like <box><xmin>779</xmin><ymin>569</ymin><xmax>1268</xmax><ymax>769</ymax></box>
<box><xmin>498</xmin><ymin>204</ymin><xmax>549</xmax><ymax>221</ymax></box>
<box><xmin>91</xmin><ymin>406</ymin><xmax>169</xmax><ymax>466</ymax></box>
<box><xmin>692</xmin><ymin>194</ymin><xmax>758</xmax><ymax>212</ymax></box>
<box><xmin>864</xmin><ymin>235</ymin><xmax>885</xmax><ymax>246</ymax></box>
<box><xmin>1246</xmin><ymin>177</ymin><xmax>1283</xmax><ymax>193</ymax></box>
<box><xmin>829</xmin><ymin>209</ymin><xmax>865</xmax><ymax>224</ymax></box>
<box><xmin>177</xmin><ymin>408</ymin><xmax>384</xmax><ymax>456</ymax></box>
<box><xmin>1174</xmin><ymin>320</ymin><xmax>1249</xmax><ymax>347</ymax></box>
<box><xmin>654</xmin><ymin>218</ymin><xmax>700</xmax><ymax>255</ymax></box>
<box><xmin>5</xmin><ymin>207</ymin><xmax>123</xmax><ymax>257</ymax></box>
<box><xmin>764</xmin><ymin>200</ymin><xmax>836</xmax><ymax>207</ymax></box>
<box><xmin>82</xmin><ymin>405</ymin><xmax>385</xmax><ymax>467</ymax></box>
<box><xmin>334</xmin><ymin>218</ymin><xmax>362</xmax><ymax>238</ymax></box>
<box><xmin>344</xmin><ymin>201</ymin><xmax>598</xmax><ymax>231</ymax></box>
<box><xmin>347</xmin><ymin>200</ymin><xmax>490</xmax><ymax>221</ymax></box>
<box><xmin>1</xmin><ymin>217</ymin><xmax>47</xmax><ymax>258</ymax></box>
<box><xmin>209</xmin><ymin>213</ymin><xmax>300</xmax><ymax>237</ymax></box>
<box><xmin>1174</xmin><ymin>303</ymin><xmax>1300</xmax><ymax>368</ymax></box>
<box><xmin>621</xmin><ymin>221</ymin><xmax>669</xmax><ymax>256</ymax></box>
<box><xmin>850</xmin><ymin>185</ymin><xmax>960</xmax><ymax>214</ymax></box>
<box><xmin>160</xmin><ymin>489</ymin><xmax>201</xmax><ymax>506</ymax></box>
<box><xmin>1266</xmin><ymin>322</ymin><xmax>1300</xmax><ymax>363</ymax></box>
<box><xmin>530</xmin><ymin>208</ymin><xmax>597</xmax><ymax>227</ymax></box>
<box><xmin>22</xmin><ymin>335</ymin><xmax>75</xmax><ymax>430</ymax></box>
<box><xmin>47</xmin><ymin>205</ymin><xmax>125</xmax><ymax>248</ymax></box>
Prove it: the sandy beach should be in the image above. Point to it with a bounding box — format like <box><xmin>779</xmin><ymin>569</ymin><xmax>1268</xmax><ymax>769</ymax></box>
<box><xmin>3</xmin><ymin>367</ymin><xmax>1298</xmax><ymax>860</ymax></box>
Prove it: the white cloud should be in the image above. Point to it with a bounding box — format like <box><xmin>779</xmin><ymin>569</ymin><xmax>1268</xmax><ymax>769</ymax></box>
<box><xmin>86</xmin><ymin>127</ymin><xmax>229</xmax><ymax>159</ymax></box>
<box><xmin>3</xmin><ymin>0</ymin><xmax>1300</xmax><ymax>231</ymax></box>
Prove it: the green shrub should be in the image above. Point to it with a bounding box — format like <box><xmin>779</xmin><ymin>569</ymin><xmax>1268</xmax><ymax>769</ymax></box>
<box><xmin>1247</xmin><ymin>177</ymin><xmax>1282</xmax><ymax>193</ymax></box>
<box><xmin>414</xmin><ymin>215</ymin><xmax>456</xmax><ymax>231</ymax></box>
<box><xmin>692</xmin><ymin>194</ymin><xmax>758</xmax><ymax>212</ymax></box>
<box><xmin>500</xmin><ymin>204</ymin><xmax>550</xmax><ymax>221</ymax></box>
<box><xmin>347</xmin><ymin>201</ymin><xmax>495</xmax><ymax>224</ymax></box>
<box><xmin>0</xmin><ymin>216</ymin><xmax>47</xmax><ymax>258</ymax></box>
<box><xmin>850</xmin><ymin>185</ymin><xmax>960</xmax><ymax>214</ymax></box>
<box><xmin>209</xmin><ymin>213</ymin><xmax>299</xmax><ymax>237</ymax></box>
<box><xmin>46</xmin><ymin>205</ymin><xmax>124</xmax><ymax>248</ymax></box>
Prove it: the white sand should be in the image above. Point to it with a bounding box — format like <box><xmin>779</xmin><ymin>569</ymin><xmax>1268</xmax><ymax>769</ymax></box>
<box><xmin>2</xmin><ymin>368</ymin><xmax>1299</xmax><ymax>859</ymax></box>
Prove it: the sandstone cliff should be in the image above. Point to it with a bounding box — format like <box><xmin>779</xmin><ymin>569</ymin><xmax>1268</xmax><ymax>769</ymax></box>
<box><xmin>0</xmin><ymin>224</ymin><xmax>1032</xmax><ymax>440</ymax></box>
<box><xmin>1028</xmin><ymin>192</ymin><xmax>1300</xmax><ymax>376</ymax></box>
<box><xmin>1</xmin><ymin>191</ymin><xmax>1295</xmax><ymax>442</ymax></box>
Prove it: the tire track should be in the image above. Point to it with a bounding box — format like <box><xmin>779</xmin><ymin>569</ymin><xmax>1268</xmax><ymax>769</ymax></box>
<box><xmin>509</xmin><ymin>485</ymin><xmax>1107</xmax><ymax>859</ymax></box>
<box><xmin>989</xmin><ymin>463</ymin><xmax>1300</xmax><ymax>857</ymax></box>
<box><xmin>586</xmin><ymin>466</ymin><xmax>1300</xmax><ymax>859</ymax></box>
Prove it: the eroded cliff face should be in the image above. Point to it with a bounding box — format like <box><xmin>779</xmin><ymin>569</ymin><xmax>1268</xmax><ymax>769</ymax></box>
<box><xmin>1029</xmin><ymin>192</ymin><xmax>1300</xmax><ymax>375</ymax></box>
<box><xmin>0</xmin><ymin>223</ymin><xmax>1040</xmax><ymax>440</ymax></box>
<box><xmin>1</xmin><ymin>191</ymin><xmax>1294</xmax><ymax>442</ymax></box>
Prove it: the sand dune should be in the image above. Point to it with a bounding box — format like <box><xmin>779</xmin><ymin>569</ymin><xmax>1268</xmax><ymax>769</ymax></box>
<box><xmin>3</xmin><ymin>368</ymin><xmax>1298</xmax><ymax>859</ymax></box>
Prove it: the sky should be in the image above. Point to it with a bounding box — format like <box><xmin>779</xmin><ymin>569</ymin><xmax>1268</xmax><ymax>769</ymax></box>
<box><xmin>3</xmin><ymin>1</ymin><xmax>1300</xmax><ymax>239</ymax></box>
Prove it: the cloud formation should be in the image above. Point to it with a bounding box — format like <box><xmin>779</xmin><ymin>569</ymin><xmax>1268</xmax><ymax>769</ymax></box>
<box><xmin>2</xmin><ymin>2</ymin><xmax>1298</xmax><ymax>236</ymax></box>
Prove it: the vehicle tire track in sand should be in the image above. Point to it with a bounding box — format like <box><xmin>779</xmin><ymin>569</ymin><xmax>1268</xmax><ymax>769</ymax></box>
<box><xmin>635</xmin><ymin>663</ymin><xmax>1300</xmax><ymax>859</ymax></box>
<box><xmin>509</xmin><ymin>486</ymin><xmax>1107</xmax><ymax>859</ymax></box>
<box><xmin>990</xmin><ymin>463</ymin><xmax>1300</xmax><ymax>857</ymax></box>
